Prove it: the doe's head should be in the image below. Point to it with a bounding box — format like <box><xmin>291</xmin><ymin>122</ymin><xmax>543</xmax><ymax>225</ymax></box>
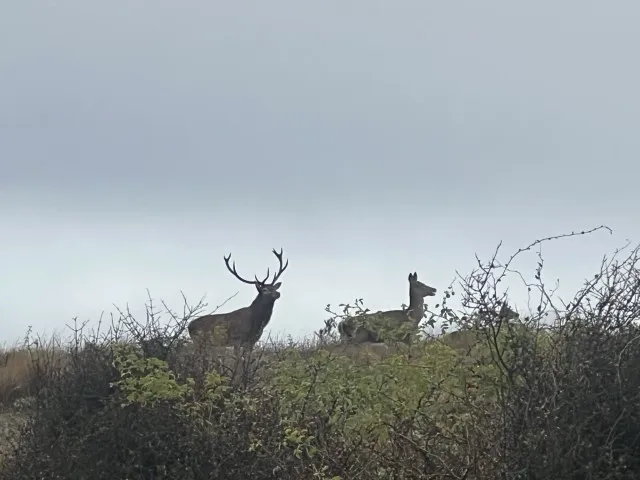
<box><xmin>408</xmin><ymin>272</ymin><xmax>437</xmax><ymax>298</ymax></box>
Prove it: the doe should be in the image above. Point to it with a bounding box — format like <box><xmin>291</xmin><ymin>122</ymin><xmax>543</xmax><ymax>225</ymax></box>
<box><xmin>338</xmin><ymin>272</ymin><xmax>437</xmax><ymax>344</ymax></box>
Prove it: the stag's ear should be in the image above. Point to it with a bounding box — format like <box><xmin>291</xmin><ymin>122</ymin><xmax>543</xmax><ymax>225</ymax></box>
<box><xmin>272</xmin><ymin>282</ymin><xmax>282</xmax><ymax>290</ymax></box>
<box><xmin>255</xmin><ymin>284</ymin><xmax>263</xmax><ymax>292</ymax></box>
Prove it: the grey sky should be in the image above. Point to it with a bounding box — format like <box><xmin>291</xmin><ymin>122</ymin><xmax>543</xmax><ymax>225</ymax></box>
<box><xmin>1</xmin><ymin>1</ymin><xmax>638</xmax><ymax>343</ymax></box>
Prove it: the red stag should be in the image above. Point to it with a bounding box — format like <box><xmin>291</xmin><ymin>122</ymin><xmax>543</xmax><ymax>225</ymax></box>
<box><xmin>187</xmin><ymin>248</ymin><xmax>289</xmax><ymax>353</ymax></box>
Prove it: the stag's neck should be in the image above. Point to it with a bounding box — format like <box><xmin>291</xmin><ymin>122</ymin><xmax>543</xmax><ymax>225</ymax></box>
<box><xmin>250</xmin><ymin>295</ymin><xmax>276</xmax><ymax>326</ymax></box>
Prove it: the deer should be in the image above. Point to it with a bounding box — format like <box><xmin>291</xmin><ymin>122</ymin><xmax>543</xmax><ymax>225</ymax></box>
<box><xmin>187</xmin><ymin>248</ymin><xmax>289</xmax><ymax>357</ymax></box>
<box><xmin>444</xmin><ymin>302</ymin><xmax>520</xmax><ymax>351</ymax></box>
<box><xmin>337</xmin><ymin>272</ymin><xmax>437</xmax><ymax>345</ymax></box>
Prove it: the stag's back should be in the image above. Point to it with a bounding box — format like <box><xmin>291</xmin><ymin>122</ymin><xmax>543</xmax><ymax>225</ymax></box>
<box><xmin>187</xmin><ymin>306</ymin><xmax>255</xmax><ymax>347</ymax></box>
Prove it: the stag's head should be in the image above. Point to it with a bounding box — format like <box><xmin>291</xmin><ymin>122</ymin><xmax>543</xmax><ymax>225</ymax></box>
<box><xmin>408</xmin><ymin>272</ymin><xmax>437</xmax><ymax>298</ymax></box>
<box><xmin>224</xmin><ymin>248</ymin><xmax>289</xmax><ymax>304</ymax></box>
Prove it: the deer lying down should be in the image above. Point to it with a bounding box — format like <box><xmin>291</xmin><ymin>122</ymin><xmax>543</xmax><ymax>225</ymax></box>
<box><xmin>338</xmin><ymin>272</ymin><xmax>436</xmax><ymax>344</ymax></box>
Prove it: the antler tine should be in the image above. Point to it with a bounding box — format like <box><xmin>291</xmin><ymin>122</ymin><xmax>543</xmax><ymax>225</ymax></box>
<box><xmin>268</xmin><ymin>247</ymin><xmax>289</xmax><ymax>285</ymax></box>
<box><xmin>223</xmin><ymin>253</ymin><xmax>259</xmax><ymax>285</ymax></box>
<box><xmin>255</xmin><ymin>268</ymin><xmax>271</xmax><ymax>285</ymax></box>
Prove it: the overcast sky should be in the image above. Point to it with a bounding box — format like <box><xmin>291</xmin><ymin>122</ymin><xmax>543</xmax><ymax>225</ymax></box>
<box><xmin>1</xmin><ymin>1</ymin><xmax>639</xmax><ymax>343</ymax></box>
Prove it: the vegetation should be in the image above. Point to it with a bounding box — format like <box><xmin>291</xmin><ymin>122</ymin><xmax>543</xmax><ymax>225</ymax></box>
<box><xmin>2</xmin><ymin>226</ymin><xmax>640</xmax><ymax>479</ymax></box>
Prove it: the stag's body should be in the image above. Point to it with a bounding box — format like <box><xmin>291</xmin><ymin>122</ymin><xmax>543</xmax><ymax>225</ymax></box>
<box><xmin>338</xmin><ymin>272</ymin><xmax>437</xmax><ymax>344</ymax></box>
<box><xmin>187</xmin><ymin>298</ymin><xmax>273</xmax><ymax>348</ymax></box>
<box><xmin>187</xmin><ymin>248</ymin><xmax>288</xmax><ymax>353</ymax></box>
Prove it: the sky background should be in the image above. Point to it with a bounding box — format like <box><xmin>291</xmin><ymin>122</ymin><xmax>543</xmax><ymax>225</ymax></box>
<box><xmin>1</xmin><ymin>1</ymin><xmax>639</xmax><ymax>343</ymax></box>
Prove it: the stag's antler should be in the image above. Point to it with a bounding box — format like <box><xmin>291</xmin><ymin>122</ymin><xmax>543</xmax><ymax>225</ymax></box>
<box><xmin>223</xmin><ymin>248</ymin><xmax>288</xmax><ymax>286</ymax></box>
<box><xmin>268</xmin><ymin>248</ymin><xmax>289</xmax><ymax>285</ymax></box>
<box><xmin>224</xmin><ymin>254</ymin><xmax>262</xmax><ymax>285</ymax></box>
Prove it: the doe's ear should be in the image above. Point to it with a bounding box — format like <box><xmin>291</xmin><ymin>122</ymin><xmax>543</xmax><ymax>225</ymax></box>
<box><xmin>272</xmin><ymin>282</ymin><xmax>282</xmax><ymax>290</ymax></box>
<box><xmin>408</xmin><ymin>272</ymin><xmax>417</xmax><ymax>281</ymax></box>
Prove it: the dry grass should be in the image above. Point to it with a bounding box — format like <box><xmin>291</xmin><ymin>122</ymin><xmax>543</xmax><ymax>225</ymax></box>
<box><xmin>0</xmin><ymin>347</ymin><xmax>32</xmax><ymax>407</ymax></box>
<box><xmin>0</xmin><ymin>345</ymin><xmax>34</xmax><ymax>466</ymax></box>
<box><xmin>0</xmin><ymin>338</ymin><xmax>70</xmax><ymax>408</ymax></box>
